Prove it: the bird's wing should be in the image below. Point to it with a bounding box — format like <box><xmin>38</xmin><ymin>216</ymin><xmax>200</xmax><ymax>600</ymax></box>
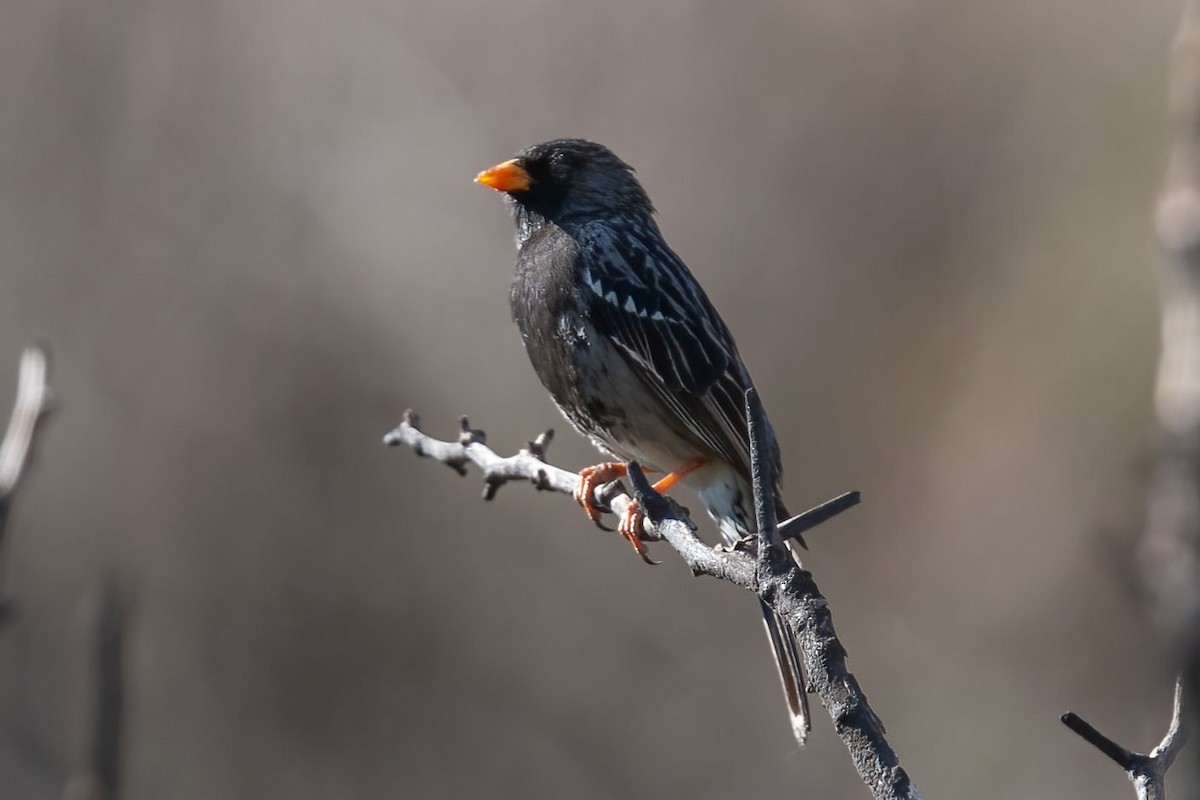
<box><xmin>576</xmin><ymin>221</ymin><xmax>774</xmax><ymax>480</ymax></box>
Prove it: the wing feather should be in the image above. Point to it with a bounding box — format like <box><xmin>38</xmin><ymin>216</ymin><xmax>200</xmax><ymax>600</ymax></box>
<box><xmin>574</xmin><ymin>220</ymin><xmax>779</xmax><ymax>480</ymax></box>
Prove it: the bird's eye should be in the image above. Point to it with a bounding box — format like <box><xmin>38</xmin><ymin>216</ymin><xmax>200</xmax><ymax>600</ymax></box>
<box><xmin>549</xmin><ymin>154</ymin><xmax>571</xmax><ymax>180</ymax></box>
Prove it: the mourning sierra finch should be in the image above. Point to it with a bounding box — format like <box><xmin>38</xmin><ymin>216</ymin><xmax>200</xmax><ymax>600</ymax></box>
<box><xmin>476</xmin><ymin>138</ymin><xmax>809</xmax><ymax>744</ymax></box>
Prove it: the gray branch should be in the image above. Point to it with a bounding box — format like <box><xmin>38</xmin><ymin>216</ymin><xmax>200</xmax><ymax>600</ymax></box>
<box><xmin>1050</xmin><ymin>6</ymin><xmax>1200</xmax><ymax>798</ymax></box>
<box><xmin>384</xmin><ymin>407</ymin><xmax>918</xmax><ymax>800</ymax></box>
<box><xmin>1062</xmin><ymin>676</ymin><xmax>1189</xmax><ymax>800</ymax></box>
<box><xmin>0</xmin><ymin>345</ymin><xmax>53</xmax><ymax>619</ymax></box>
<box><xmin>64</xmin><ymin>578</ymin><xmax>127</xmax><ymax>800</ymax></box>
<box><xmin>1146</xmin><ymin>0</ymin><xmax>1200</xmax><ymax>676</ymax></box>
<box><xmin>0</xmin><ymin>346</ymin><xmax>51</xmax><ymax>501</ymax></box>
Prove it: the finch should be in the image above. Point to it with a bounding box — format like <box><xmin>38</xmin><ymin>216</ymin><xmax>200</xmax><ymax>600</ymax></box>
<box><xmin>477</xmin><ymin>139</ymin><xmax>809</xmax><ymax>744</ymax></box>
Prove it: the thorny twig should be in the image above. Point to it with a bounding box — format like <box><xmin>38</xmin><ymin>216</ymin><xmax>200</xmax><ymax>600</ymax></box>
<box><xmin>384</xmin><ymin>411</ymin><xmax>858</xmax><ymax>545</ymax></box>
<box><xmin>1061</xmin><ymin>676</ymin><xmax>1189</xmax><ymax>800</ymax></box>
<box><xmin>385</xmin><ymin>405</ymin><xmax>917</xmax><ymax>800</ymax></box>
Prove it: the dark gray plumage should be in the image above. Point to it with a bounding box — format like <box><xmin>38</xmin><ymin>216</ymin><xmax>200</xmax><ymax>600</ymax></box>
<box><xmin>479</xmin><ymin>138</ymin><xmax>809</xmax><ymax>745</ymax></box>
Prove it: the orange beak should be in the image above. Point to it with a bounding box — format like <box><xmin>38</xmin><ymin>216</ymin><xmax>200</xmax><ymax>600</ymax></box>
<box><xmin>475</xmin><ymin>159</ymin><xmax>533</xmax><ymax>193</ymax></box>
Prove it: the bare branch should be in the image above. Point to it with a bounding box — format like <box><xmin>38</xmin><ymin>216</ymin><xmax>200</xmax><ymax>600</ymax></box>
<box><xmin>1145</xmin><ymin>0</ymin><xmax>1200</xmax><ymax>679</ymax></box>
<box><xmin>1062</xmin><ymin>676</ymin><xmax>1189</xmax><ymax>800</ymax></box>
<box><xmin>1055</xmin><ymin>7</ymin><xmax>1200</xmax><ymax>799</ymax></box>
<box><xmin>385</xmin><ymin>410</ymin><xmax>920</xmax><ymax>800</ymax></box>
<box><xmin>779</xmin><ymin>491</ymin><xmax>861</xmax><ymax>541</ymax></box>
<box><xmin>0</xmin><ymin>346</ymin><xmax>52</xmax><ymax>500</ymax></box>
<box><xmin>64</xmin><ymin>578</ymin><xmax>127</xmax><ymax>800</ymax></box>
<box><xmin>384</xmin><ymin>410</ymin><xmax>756</xmax><ymax>581</ymax></box>
<box><xmin>746</xmin><ymin>386</ymin><xmax>783</xmax><ymax>555</ymax></box>
<box><xmin>89</xmin><ymin>578</ymin><xmax>125</xmax><ymax>800</ymax></box>
<box><xmin>383</xmin><ymin>410</ymin><xmax>839</xmax><ymax>547</ymax></box>
<box><xmin>0</xmin><ymin>345</ymin><xmax>53</xmax><ymax>621</ymax></box>
<box><xmin>743</xmin><ymin>387</ymin><xmax>917</xmax><ymax>800</ymax></box>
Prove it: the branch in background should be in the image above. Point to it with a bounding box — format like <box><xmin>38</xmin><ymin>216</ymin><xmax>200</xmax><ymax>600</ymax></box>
<box><xmin>89</xmin><ymin>578</ymin><xmax>125</xmax><ymax>800</ymax></box>
<box><xmin>1053</xmin><ymin>5</ymin><xmax>1200</xmax><ymax>797</ymax></box>
<box><xmin>1061</xmin><ymin>676</ymin><xmax>1189</xmax><ymax>800</ymax></box>
<box><xmin>63</xmin><ymin>578</ymin><xmax>126</xmax><ymax>800</ymax></box>
<box><xmin>1148</xmin><ymin>0</ymin><xmax>1200</xmax><ymax>674</ymax></box>
<box><xmin>0</xmin><ymin>346</ymin><xmax>52</xmax><ymax>501</ymax></box>
<box><xmin>385</xmin><ymin>408</ymin><xmax>918</xmax><ymax>800</ymax></box>
<box><xmin>0</xmin><ymin>346</ymin><xmax>53</xmax><ymax>621</ymax></box>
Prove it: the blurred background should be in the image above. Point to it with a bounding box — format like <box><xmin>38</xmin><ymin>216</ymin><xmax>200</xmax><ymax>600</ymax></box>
<box><xmin>0</xmin><ymin>1</ymin><xmax>1186</xmax><ymax>797</ymax></box>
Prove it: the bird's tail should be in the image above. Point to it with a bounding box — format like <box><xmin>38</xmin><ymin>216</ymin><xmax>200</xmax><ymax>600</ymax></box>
<box><xmin>709</xmin><ymin>493</ymin><xmax>811</xmax><ymax>747</ymax></box>
<box><xmin>761</xmin><ymin>497</ymin><xmax>811</xmax><ymax>745</ymax></box>
<box><xmin>758</xmin><ymin>594</ymin><xmax>810</xmax><ymax>746</ymax></box>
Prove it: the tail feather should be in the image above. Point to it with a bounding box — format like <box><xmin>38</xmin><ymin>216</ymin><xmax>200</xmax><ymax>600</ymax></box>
<box><xmin>701</xmin><ymin>477</ymin><xmax>810</xmax><ymax>745</ymax></box>
<box><xmin>759</xmin><ymin>598</ymin><xmax>810</xmax><ymax>745</ymax></box>
<box><xmin>763</xmin><ymin>498</ymin><xmax>811</xmax><ymax>744</ymax></box>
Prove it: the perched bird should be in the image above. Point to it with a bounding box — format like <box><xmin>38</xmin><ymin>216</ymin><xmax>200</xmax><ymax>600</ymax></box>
<box><xmin>476</xmin><ymin>138</ymin><xmax>809</xmax><ymax>744</ymax></box>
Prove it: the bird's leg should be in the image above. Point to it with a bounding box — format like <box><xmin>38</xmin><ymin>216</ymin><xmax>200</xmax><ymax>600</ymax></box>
<box><xmin>648</xmin><ymin>460</ymin><xmax>708</xmax><ymax>493</ymax></box>
<box><xmin>573</xmin><ymin>462</ymin><xmax>629</xmax><ymax>531</ymax></box>
<box><xmin>618</xmin><ymin>458</ymin><xmax>709</xmax><ymax>565</ymax></box>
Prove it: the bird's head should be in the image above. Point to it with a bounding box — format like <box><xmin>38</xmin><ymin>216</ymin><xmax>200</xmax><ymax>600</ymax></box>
<box><xmin>475</xmin><ymin>139</ymin><xmax>654</xmax><ymax>225</ymax></box>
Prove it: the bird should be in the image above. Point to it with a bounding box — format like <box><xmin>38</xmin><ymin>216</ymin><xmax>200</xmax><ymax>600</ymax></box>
<box><xmin>475</xmin><ymin>138</ymin><xmax>809</xmax><ymax>744</ymax></box>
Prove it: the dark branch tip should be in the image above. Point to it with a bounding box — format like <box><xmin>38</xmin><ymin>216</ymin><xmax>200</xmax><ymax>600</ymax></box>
<box><xmin>744</xmin><ymin>386</ymin><xmax>780</xmax><ymax>553</ymax></box>
<box><xmin>524</xmin><ymin>428</ymin><xmax>555</xmax><ymax>460</ymax></box>
<box><xmin>1061</xmin><ymin>710</ymin><xmax>1138</xmax><ymax>771</ymax></box>
<box><xmin>458</xmin><ymin>416</ymin><xmax>486</xmax><ymax>446</ymax></box>
<box><xmin>626</xmin><ymin>461</ymin><xmax>671</xmax><ymax>522</ymax></box>
<box><xmin>778</xmin><ymin>490</ymin><xmax>862</xmax><ymax>543</ymax></box>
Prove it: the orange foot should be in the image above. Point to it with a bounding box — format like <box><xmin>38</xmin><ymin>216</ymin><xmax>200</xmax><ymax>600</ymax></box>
<box><xmin>573</xmin><ymin>462</ymin><xmax>628</xmax><ymax>530</ymax></box>
<box><xmin>576</xmin><ymin>459</ymin><xmax>710</xmax><ymax>566</ymax></box>
<box><xmin>616</xmin><ymin>501</ymin><xmax>657</xmax><ymax>565</ymax></box>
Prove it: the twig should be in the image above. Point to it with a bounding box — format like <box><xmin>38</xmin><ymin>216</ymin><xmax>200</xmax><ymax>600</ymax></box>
<box><xmin>385</xmin><ymin>409</ymin><xmax>920</xmax><ymax>800</ymax></box>
<box><xmin>780</xmin><ymin>491</ymin><xmax>861</xmax><ymax>541</ymax></box>
<box><xmin>1073</xmin><ymin>7</ymin><xmax>1200</xmax><ymax>798</ymax></box>
<box><xmin>384</xmin><ymin>410</ymin><xmax>750</xmax><ymax>574</ymax></box>
<box><xmin>383</xmin><ymin>410</ymin><xmax>839</xmax><ymax>546</ymax></box>
<box><xmin>0</xmin><ymin>346</ymin><xmax>52</xmax><ymax>501</ymax></box>
<box><xmin>743</xmin><ymin>388</ymin><xmax>916</xmax><ymax>800</ymax></box>
<box><xmin>0</xmin><ymin>346</ymin><xmax>53</xmax><ymax>620</ymax></box>
<box><xmin>384</xmin><ymin>411</ymin><xmax>587</xmax><ymax>500</ymax></box>
<box><xmin>1061</xmin><ymin>676</ymin><xmax>1189</xmax><ymax>800</ymax></box>
<box><xmin>747</xmin><ymin>387</ymin><xmax>783</xmax><ymax>555</ymax></box>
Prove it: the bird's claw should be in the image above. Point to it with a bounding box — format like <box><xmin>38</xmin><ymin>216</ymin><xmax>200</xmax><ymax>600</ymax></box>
<box><xmin>575</xmin><ymin>462</ymin><xmax>658</xmax><ymax>564</ymax></box>
<box><xmin>574</xmin><ymin>462</ymin><xmax>627</xmax><ymax>530</ymax></box>
<box><xmin>618</xmin><ymin>501</ymin><xmax>660</xmax><ymax>565</ymax></box>
<box><xmin>733</xmin><ymin>534</ymin><xmax>757</xmax><ymax>554</ymax></box>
